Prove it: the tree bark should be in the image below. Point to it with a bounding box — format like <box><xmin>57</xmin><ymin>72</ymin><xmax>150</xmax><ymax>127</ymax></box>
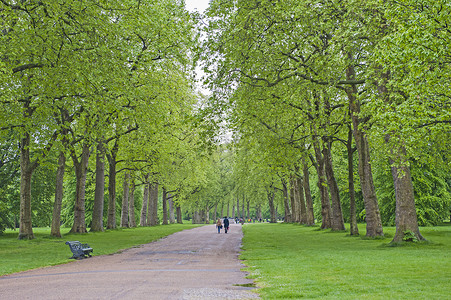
<box><xmin>322</xmin><ymin>139</ymin><xmax>345</xmax><ymax>231</ymax></box>
<box><xmin>246</xmin><ymin>200</ymin><xmax>250</xmax><ymax>219</ymax></box>
<box><xmin>168</xmin><ymin>194</ymin><xmax>175</xmax><ymax>224</ymax></box>
<box><xmin>106</xmin><ymin>141</ymin><xmax>118</xmax><ymax>229</ymax></box>
<box><xmin>128</xmin><ymin>178</ymin><xmax>136</xmax><ymax>227</ymax></box>
<box><xmin>347</xmin><ymin>126</ymin><xmax>359</xmax><ymax>235</ymax></box>
<box><xmin>162</xmin><ymin>187</ymin><xmax>168</xmax><ymax>225</ymax></box>
<box><xmin>176</xmin><ymin>204</ymin><xmax>183</xmax><ymax>224</ymax></box>
<box><xmin>120</xmin><ymin>172</ymin><xmax>130</xmax><ymax>228</ymax></box>
<box><xmin>389</xmin><ymin>153</ymin><xmax>425</xmax><ymax>242</ymax></box>
<box><xmin>51</xmin><ymin>151</ymin><xmax>66</xmax><ymax>237</ymax></box>
<box><xmin>236</xmin><ymin>196</ymin><xmax>240</xmax><ymax>218</ymax></box>
<box><xmin>302</xmin><ymin>159</ymin><xmax>315</xmax><ymax>226</ymax></box>
<box><xmin>91</xmin><ymin>140</ymin><xmax>105</xmax><ymax>232</ymax></box>
<box><xmin>140</xmin><ymin>182</ymin><xmax>149</xmax><ymax>226</ymax></box>
<box><xmin>297</xmin><ymin>176</ymin><xmax>307</xmax><ymax>224</ymax></box>
<box><xmin>205</xmin><ymin>203</ymin><xmax>210</xmax><ymax>224</ymax></box>
<box><xmin>18</xmin><ymin>133</ymin><xmax>37</xmax><ymax>240</ymax></box>
<box><xmin>289</xmin><ymin>177</ymin><xmax>299</xmax><ymax>223</ymax></box>
<box><xmin>346</xmin><ymin>63</ymin><xmax>383</xmax><ymax>237</ymax></box>
<box><xmin>267</xmin><ymin>187</ymin><xmax>277</xmax><ymax>223</ymax></box>
<box><xmin>377</xmin><ymin>69</ymin><xmax>423</xmax><ymax>243</ymax></box>
<box><xmin>256</xmin><ymin>204</ymin><xmax>262</xmax><ymax>220</ymax></box>
<box><xmin>311</xmin><ymin>137</ymin><xmax>332</xmax><ymax>229</ymax></box>
<box><xmin>281</xmin><ymin>179</ymin><xmax>291</xmax><ymax>222</ymax></box>
<box><xmin>192</xmin><ymin>210</ymin><xmax>202</xmax><ymax>224</ymax></box>
<box><xmin>70</xmin><ymin>143</ymin><xmax>90</xmax><ymax>233</ymax></box>
<box><xmin>149</xmin><ymin>183</ymin><xmax>159</xmax><ymax>226</ymax></box>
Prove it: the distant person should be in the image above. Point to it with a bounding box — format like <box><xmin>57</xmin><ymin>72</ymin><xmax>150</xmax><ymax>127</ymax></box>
<box><xmin>216</xmin><ymin>218</ymin><xmax>223</xmax><ymax>234</ymax></box>
<box><xmin>223</xmin><ymin>216</ymin><xmax>230</xmax><ymax>234</ymax></box>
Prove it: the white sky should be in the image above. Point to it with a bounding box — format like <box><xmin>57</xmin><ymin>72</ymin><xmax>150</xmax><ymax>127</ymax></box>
<box><xmin>184</xmin><ymin>0</ymin><xmax>210</xmax><ymax>13</ymax></box>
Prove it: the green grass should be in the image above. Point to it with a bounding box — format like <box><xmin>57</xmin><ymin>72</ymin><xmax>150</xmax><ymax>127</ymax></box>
<box><xmin>0</xmin><ymin>224</ymin><xmax>202</xmax><ymax>276</ymax></box>
<box><xmin>240</xmin><ymin>223</ymin><xmax>451</xmax><ymax>299</ymax></box>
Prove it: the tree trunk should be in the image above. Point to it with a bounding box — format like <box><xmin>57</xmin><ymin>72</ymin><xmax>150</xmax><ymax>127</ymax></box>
<box><xmin>162</xmin><ymin>187</ymin><xmax>168</xmax><ymax>225</ymax></box>
<box><xmin>106</xmin><ymin>141</ymin><xmax>118</xmax><ymax>229</ymax></box>
<box><xmin>51</xmin><ymin>151</ymin><xmax>66</xmax><ymax>237</ymax></box>
<box><xmin>168</xmin><ymin>195</ymin><xmax>175</xmax><ymax>224</ymax></box>
<box><xmin>140</xmin><ymin>182</ymin><xmax>149</xmax><ymax>226</ymax></box>
<box><xmin>205</xmin><ymin>204</ymin><xmax>210</xmax><ymax>224</ymax></box>
<box><xmin>242</xmin><ymin>197</ymin><xmax>245</xmax><ymax>219</ymax></box>
<box><xmin>120</xmin><ymin>172</ymin><xmax>130</xmax><ymax>228</ymax></box>
<box><xmin>192</xmin><ymin>210</ymin><xmax>202</xmax><ymax>224</ymax></box>
<box><xmin>18</xmin><ymin>133</ymin><xmax>37</xmax><ymax>240</ymax></box>
<box><xmin>347</xmin><ymin>126</ymin><xmax>359</xmax><ymax>235</ymax></box>
<box><xmin>236</xmin><ymin>196</ymin><xmax>239</xmax><ymax>218</ymax></box>
<box><xmin>176</xmin><ymin>205</ymin><xmax>183</xmax><ymax>224</ymax></box>
<box><xmin>91</xmin><ymin>141</ymin><xmax>105</xmax><ymax>232</ymax></box>
<box><xmin>302</xmin><ymin>159</ymin><xmax>315</xmax><ymax>226</ymax></box>
<box><xmin>148</xmin><ymin>183</ymin><xmax>159</xmax><ymax>226</ymax></box>
<box><xmin>377</xmin><ymin>69</ymin><xmax>423</xmax><ymax>243</ymax></box>
<box><xmin>322</xmin><ymin>138</ymin><xmax>345</xmax><ymax>231</ymax></box>
<box><xmin>246</xmin><ymin>200</ymin><xmax>250</xmax><ymax>219</ymax></box>
<box><xmin>281</xmin><ymin>179</ymin><xmax>291</xmax><ymax>222</ymax></box>
<box><xmin>267</xmin><ymin>187</ymin><xmax>277</xmax><ymax>223</ymax></box>
<box><xmin>146</xmin><ymin>183</ymin><xmax>152</xmax><ymax>226</ymax></box>
<box><xmin>129</xmin><ymin>179</ymin><xmax>136</xmax><ymax>227</ymax></box>
<box><xmin>297</xmin><ymin>176</ymin><xmax>307</xmax><ymax>224</ymax></box>
<box><xmin>256</xmin><ymin>205</ymin><xmax>262</xmax><ymax>220</ymax></box>
<box><xmin>312</xmin><ymin>137</ymin><xmax>332</xmax><ymax>229</ymax></box>
<box><xmin>346</xmin><ymin>64</ymin><xmax>383</xmax><ymax>237</ymax></box>
<box><xmin>290</xmin><ymin>177</ymin><xmax>299</xmax><ymax>223</ymax></box>
<box><xmin>390</xmin><ymin>158</ymin><xmax>425</xmax><ymax>242</ymax></box>
<box><xmin>227</xmin><ymin>202</ymin><xmax>230</xmax><ymax>218</ymax></box>
<box><xmin>70</xmin><ymin>143</ymin><xmax>90</xmax><ymax>233</ymax></box>
<box><xmin>352</xmin><ymin>119</ymin><xmax>383</xmax><ymax>237</ymax></box>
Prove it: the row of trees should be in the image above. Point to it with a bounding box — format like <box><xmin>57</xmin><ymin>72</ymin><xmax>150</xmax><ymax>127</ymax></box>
<box><xmin>200</xmin><ymin>0</ymin><xmax>451</xmax><ymax>243</ymax></box>
<box><xmin>0</xmin><ymin>0</ymin><xmax>218</xmax><ymax>238</ymax></box>
<box><xmin>1</xmin><ymin>0</ymin><xmax>450</xmax><ymax>244</ymax></box>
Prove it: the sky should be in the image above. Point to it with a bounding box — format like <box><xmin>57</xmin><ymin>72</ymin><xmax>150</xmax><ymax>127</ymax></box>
<box><xmin>184</xmin><ymin>0</ymin><xmax>210</xmax><ymax>13</ymax></box>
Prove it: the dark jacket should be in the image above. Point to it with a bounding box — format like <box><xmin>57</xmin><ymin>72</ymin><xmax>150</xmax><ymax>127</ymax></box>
<box><xmin>223</xmin><ymin>218</ymin><xmax>230</xmax><ymax>228</ymax></box>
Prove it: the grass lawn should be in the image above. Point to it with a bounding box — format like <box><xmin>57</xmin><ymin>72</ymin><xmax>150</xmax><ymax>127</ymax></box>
<box><xmin>241</xmin><ymin>223</ymin><xmax>451</xmax><ymax>299</ymax></box>
<box><xmin>0</xmin><ymin>224</ymin><xmax>202</xmax><ymax>276</ymax></box>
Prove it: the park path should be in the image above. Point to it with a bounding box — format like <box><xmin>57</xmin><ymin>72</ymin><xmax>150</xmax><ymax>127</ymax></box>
<box><xmin>0</xmin><ymin>224</ymin><xmax>258</xmax><ymax>300</ymax></box>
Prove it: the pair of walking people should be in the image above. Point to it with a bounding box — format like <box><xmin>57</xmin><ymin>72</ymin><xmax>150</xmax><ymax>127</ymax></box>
<box><xmin>216</xmin><ymin>217</ymin><xmax>229</xmax><ymax>234</ymax></box>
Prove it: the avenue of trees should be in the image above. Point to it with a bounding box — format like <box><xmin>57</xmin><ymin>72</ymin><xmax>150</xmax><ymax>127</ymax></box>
<box><xmin>0</xmin><ymin>0</ymin><xmax>217</xmax><ymax>238</ymax></box>
<box><xmin>1</xmin><ymin>0</ymin><xmax>450</xmax><ymax>245</ymax></box>
<box><xmin>200</xmin><ymin>0</ymin><xmax>451</xmax><ymax>243</ymax></box>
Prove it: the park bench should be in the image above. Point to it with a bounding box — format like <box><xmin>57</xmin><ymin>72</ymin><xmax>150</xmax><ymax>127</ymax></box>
<box><xmin>65</xmin><ymin>241</ymin><xmax>93</xmax><ymax>259</ymax></box>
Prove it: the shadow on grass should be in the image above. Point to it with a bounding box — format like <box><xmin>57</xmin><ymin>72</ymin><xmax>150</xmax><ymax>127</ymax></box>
<box><xmin>384</xmin><ymin>240</ymin><xmax>443</xmax><ymax>248</ymax></box>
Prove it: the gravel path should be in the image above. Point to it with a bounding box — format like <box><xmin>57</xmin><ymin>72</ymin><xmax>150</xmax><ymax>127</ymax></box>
<box><xmin>0</xmin><ymin>224</ymin><xmax>259</xmax><ymax>300</ymax></box>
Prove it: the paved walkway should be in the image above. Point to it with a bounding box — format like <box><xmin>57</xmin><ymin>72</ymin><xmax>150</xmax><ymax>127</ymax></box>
<box><xmin>0</xmin><ymin>224</ymin><xmax>259</xmax><ymax>300</ymax></box>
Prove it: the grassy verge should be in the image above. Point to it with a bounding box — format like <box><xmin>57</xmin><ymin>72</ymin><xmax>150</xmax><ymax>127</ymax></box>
<box><xmin>0</xmin><ymin>224</ymin><xmax>202</xmax><ymax>276</ymax></box>
<box><xmin>241</xmin><ymin>223</ymin><xmax>451</xmax><ymax>299</ymax></box>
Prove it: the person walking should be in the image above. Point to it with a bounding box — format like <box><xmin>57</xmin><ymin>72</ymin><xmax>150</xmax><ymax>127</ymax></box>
<box><xmin>216</xmin><ymin>218</ymin><xmax>222</xmax><ymax>233</ymax></box>
<box><xmin>223</xmin><ymin>216</ymin><xmax>230</xmax><ymax>234</ymax></box>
